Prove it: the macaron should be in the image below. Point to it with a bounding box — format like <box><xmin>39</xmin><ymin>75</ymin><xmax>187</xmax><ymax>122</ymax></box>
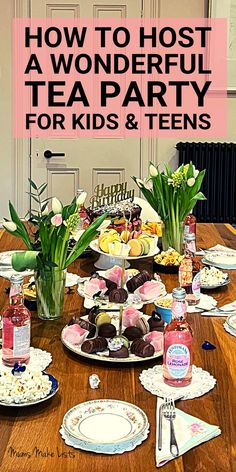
<box><xmin>95</xmin><ymin>312</ymin><xmax>111</xmax><ymax>326</ymax></box>
<box><xmin>127</xmin><ymin>239</ymin><xmax>142</xmax><ymax>257</ymax></box>
<box><xmin>136</xmin><ymin>316</ymin><xmax>150</xmax><ymax>335</ymax></box>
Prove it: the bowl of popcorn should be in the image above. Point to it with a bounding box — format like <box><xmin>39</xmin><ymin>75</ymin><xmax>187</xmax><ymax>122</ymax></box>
<box><xmin>154</xmin><ymin>295</ymin><xmax>173</xmax><ymax>324</ymax></box>
<box><xmin>0</xmin><ymin>365</ymin><xmax>58</xmax><ymax>406</ymax></box>
<box><xmin>154</xmin><ymin>249</ymin><xmax>184</xmax><ymax>273</ymax></box>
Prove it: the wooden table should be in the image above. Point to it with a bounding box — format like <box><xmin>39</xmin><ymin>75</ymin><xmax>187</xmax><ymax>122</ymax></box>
<box><xmin>0</xmin><ymin>224</ymin><xmax>235</xmax><ymax>472</ymax></box>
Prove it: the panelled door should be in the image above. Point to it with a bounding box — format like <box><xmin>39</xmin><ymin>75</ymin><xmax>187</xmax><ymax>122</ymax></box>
<box><xmin>30</xmin><ymin>0</ymin><xmax>142</xmax><ymax>204</ymax></box>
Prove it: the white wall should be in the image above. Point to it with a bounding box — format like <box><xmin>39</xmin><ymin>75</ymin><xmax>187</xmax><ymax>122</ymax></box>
<box><xmin>0</xmin><ymin>0</ymin><xmax>15</xmax><ymax>220</ymax></box>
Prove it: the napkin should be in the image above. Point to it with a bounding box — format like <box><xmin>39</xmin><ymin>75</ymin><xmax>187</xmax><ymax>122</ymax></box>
<box><xmin>156</xmin><ymin>398</ymin><xmax>221</xmax><ymax>467</ymax></box>
<box><xmin>187</xmin><ymin>294</ymin><xmax>217</xmax><ymax>313</ymax></box>
<box><xmin>0</xmin><ymin>268</ymin><xmax>33</xmax><ymax>281</ymax></box>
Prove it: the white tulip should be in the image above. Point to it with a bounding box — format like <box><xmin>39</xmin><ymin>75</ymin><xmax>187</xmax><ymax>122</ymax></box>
<box><xmin>149</xmin><ymin>164</ymin><xmax>158</xmax><ymax>177</ymax></box>
<box><xmin>136</xmin><ymin>178</ymin><xmax>144</xmax><ymax>188</ymax></box>
<box><xmin>76</xmin><ymin>191</ymin><xmax>87</xmax><ymax>207</ymax></box>
<box><xmin>52</xmin><ymin>197</ymin><xmax>62</xmax><ymax>214</ymax></box>
<box><xmin>193</xmin><ymin>165</ymin><xmax>199</xmax><ymax>178</ymax></box>
<box><xmin>97</xmin><ymin>219</ymin><xmax>111</xmax><ymax>233</ymax></box>
<box><xmin>187</xmin><ymin>177</ymin><xmax>195</xmax><ymax>187</ymax></box>
<box><xmin>3</xmin><ymin>221</ymin><xmax>17</xmax><ymax>232</ymax></box>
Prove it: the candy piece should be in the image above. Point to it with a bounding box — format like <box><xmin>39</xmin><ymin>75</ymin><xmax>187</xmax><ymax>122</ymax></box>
<box><xmin>87</xmin><ymin>306</ymin><xmax>99</xmax><ymax>323</ymax></box>
<box><xmin>108</xmin><ymin>335</ymin><xmax>129</xmax><ymax>351</ymax></box>
<box><xmin>202</xmin><ymin>340</ymin><xmax>216</xmax><ymax>350</ymax></box>
<box><xmin>63</xmin><ymin>324</ymin><xmax>88</xmax><ymax>346</ymax></box>
<box><xmin>144</xmin><ymin>331</ymin><xmax>163</xmax><ymax>352</ymax></box>
<box><xmin>90</xmin><ymin>272</ymin><xmax>117</xmax><ymax>294</ymax></box>
<box><xmin>105</xmin><ymin>265</ymin><xmax>128</xmax><ymax>288</ymax></box>
<box><xmin>123</xmin><ymin>326</ymin><xmax>142</xmax><ymax>341</ymax></box>
<box><xmin>127</xmin><ymin>239</ymin><xmax>142</xmax><ymax>256</ymax></box>
<box><xmin>81</xmin><ymin>337</ymin><xmax>108</xmax><ymax>354</ymax></box>
<box><xmin>68</xmin><ymin>317</ymin><xmax>96</xmax><ymax>338</ymax></box>
<box><xmin>122</xmin><ymin>307</ymin><xmax>141</xmax><ymax>328</ymax></box>
<box><xmin>83</xmin><ymin>278</ymin><xmax>107</xmax><ymax>298</ymax></box>
<box><xmin>109</xmin><ymin>240</ymin><xmax>130</xmax><ymax>257</ymax></box>
<box><xmin>108</xmin><ymin>288</ymin><xmax>128</xmax><ymax>303</ymax></box>
<box><xmin>89</xmin><ymin>374</ymin><xmax>100</xmax><ymax>389</ymax></box>
<box><xmin>130</xmin><ymin>338</ymin><xmax>155</xmax><ymax>358</ymax></box>
<box><xmin>98</xmin><ymin>323</ymin><xmax>116</xmax><ymax>338</ymax></box>
<box><xmin>109</xmin><ymin>346</ymin><xmax>129</xmax><ymax>358</ymax></box>
<box><xmin>126</xmin><ymin>270</ymin><xmax>151</xmax><ymax>293</ymax></box>
<box><xmin>95</xmin><ymin>312</ymin><xmax>111</xmax><ymax>326</ymax></box>
<box><xmin>137</xmin><ymin>280</ymin><xmax>162</xmax><ymax>301</ymax></box>
<box><xmin>136</xmin><ymin>316</ymin><xmax>150</xmax><ymax>335</ymax></box>
<box><xmin>148</xmin><ymin>313</ymin><xmax>165</xmax><ymax>332</ymax></box>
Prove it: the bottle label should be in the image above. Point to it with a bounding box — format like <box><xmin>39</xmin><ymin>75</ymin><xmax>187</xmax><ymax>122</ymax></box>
<box><xmin>166</xmin><ymin>344</ymin><xmax>190</xmax><ymax>379</ymax></box>
<box><xmin>13</xmin><ymin>324</ymin><xmax>30</xmax><ymax>357</ymax></box>
<box><xmin>184</xmin><ymin>223</ymin><xmax>196</xmax><ymax>235</ymax></box>
<box><xmin>192</xmin><ymin>272</ymin><xmax>201</xmax><ymax>299</ymax></box>
<box><xmin>172</xmin><ymin>301</ymin><xmax>187</xmax><ymax>319</ymax></box>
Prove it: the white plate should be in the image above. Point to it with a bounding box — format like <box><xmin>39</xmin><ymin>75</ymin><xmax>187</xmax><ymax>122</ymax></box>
<box><xmin>78</xmin><ymin>275</ymin><xmax>166</xmax><ymax>307</ymax></box>
<box><xmin>63</xmin><ymin>399</ymin><xmax>148</xmax><ymax>444</ymax></box>
<box><xmin>61</xmin><ymin>314</ymin><xmax>163</xmax><ymax>363</ymax></box>
<box><xmin>202</xmin><ymin>253</ymin><xmax>236</xmax><ymax>270</ymax></box>
<box><xmin>201</xmin><ymin>276</ymin><xmax>230</xmax><ymax>290</ymax></box>
<box><xmin>90</xmin><ymin>240</ymin><xmax>160</xmax><ymax>260</ymax></box>
<box><xmin>0</xmin><ymin>373</ymin><xmax>59</xmax><ymax>407</ymax></box>
<box><xmin>226</xmin><ymin>314</ymin><xmax>236</xmax><ymax>332</ymax></box>
<box><xmin>0</xmin><ymin>250</ymin><xmax>24</xmax><ymax>266</ymax></box>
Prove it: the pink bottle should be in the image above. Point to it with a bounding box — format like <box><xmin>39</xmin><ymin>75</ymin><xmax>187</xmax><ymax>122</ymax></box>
<box><xmin>2</xmin><ymin>274</ymin><xmax>31</xmax><ymax>367</ymax></box>
<box><xmin>163</xmin><ymin>287</ymin><xmax>193</xmax><ymax>387</ymax></box>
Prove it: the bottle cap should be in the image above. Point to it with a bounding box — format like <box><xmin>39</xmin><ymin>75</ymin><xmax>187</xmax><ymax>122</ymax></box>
<box><xmin>10</xmin><ymin>274</ymin><xmax>24</xmax><ymax>284</ymax></box>
<box><xmin>184</xmin><ymin>233</ymin><xmax>196</xmax><ymax>241</ymax></box>
<box><xmin>172</xmin><ymin>287</ymin><xmax>186</xmax><ymax>299</ymax></box>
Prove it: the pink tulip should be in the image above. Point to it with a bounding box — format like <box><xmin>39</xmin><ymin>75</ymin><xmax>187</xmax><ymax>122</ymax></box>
<box><xmin>51</xmin><ymin>214</ymin><xmax>62</xmax><ymax>227</ymax></box>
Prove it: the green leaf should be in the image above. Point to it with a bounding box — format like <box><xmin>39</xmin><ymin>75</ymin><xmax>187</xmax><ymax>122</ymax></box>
<box><xmin>8</xmin><ymin>201</ymin><xmax>32</xmax><ymax>249</ymax></box>
<box><xmin>28</xmin><ymin>178</ymin><xmax>38</xmax><ymax>191</ymax></box>
<box><xmin>38</xmin><ymin>183</ymin><xmax>48</xmax><ymax>196</ymax></box>
<box><xmin>12</xmin><ymin>251</ymin><xmax>39</xmax><ymax>271</ymax></box>
<box><xmin>31</xmin><ymin>195</ymin><xmax>40</xmax><ymax>204</ymax></box>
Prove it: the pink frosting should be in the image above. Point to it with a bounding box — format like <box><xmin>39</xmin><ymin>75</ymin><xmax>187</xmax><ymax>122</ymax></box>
<box><xmin>122</xmin><ymin>307</ymin><xmax>142</xmax><ymax>327</ymax></box>
<box><xmin>105</xmin><ymin>265</ymin><xmax>128</xmax><ymax>288</ymax></box>
<box><xmin>63</xmin><ymin>325</ymin><xmax>88</xmax><ymax>346</ymax></box>
<box><xmin>84</xmin><ymin>278</ymin><xmax>107</xmax><ymax>297</ymax></box>
<box><xmin>136</xmin><ymin>281</ymin><xmax>162</xmax><ymax>301</ymax></box>
<box><xmin>144</xmin><ymin>331</ymin><xmax>163</xmax><ymax>352</ymax></box>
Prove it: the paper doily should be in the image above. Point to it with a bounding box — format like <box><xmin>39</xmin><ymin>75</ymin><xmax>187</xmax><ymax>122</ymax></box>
<box><xmin>139</xmin><ymin>365</ymin><xmax>216</xmax><ymax>401</ymax></box>
<box><xmin>60</xmin><ymin>426</ymin><xmax>149</xmax><ymax>455</ymax></box>
<box><xmin>223</xmin><ymin>323</ymin><xmax>236</xmax><ymax>338</ymax></box>
<box><xmin>0</xmin><ymin>347</ymin><xmax>52</xmax><ymax>371</ymax></box>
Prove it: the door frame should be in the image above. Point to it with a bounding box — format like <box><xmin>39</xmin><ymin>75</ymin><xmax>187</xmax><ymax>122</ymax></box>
<box><xmin>14</xmin><ymin>0</ymin><xmax>159</xmax><ymax>216</ymax></box>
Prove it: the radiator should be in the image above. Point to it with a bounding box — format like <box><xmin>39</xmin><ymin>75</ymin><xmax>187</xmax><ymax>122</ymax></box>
<box><xmin>177</xmin><ymin>142</ymin><xmax>236</xmax><ymax>223</ymax></box>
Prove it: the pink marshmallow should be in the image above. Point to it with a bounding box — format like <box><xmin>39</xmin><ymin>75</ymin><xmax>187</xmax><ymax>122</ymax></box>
<box><xmin>105</xmin><ymin>265</ymin><xmax>128</xmax><ymax>288</ymax></box>
<box><xmin>84</xmin><ymin>278</ymin><xmax>107</xmax><ymax>297</ymax></box>
<box><xmin>144</xmin><ymin>331</ymin><xmax>163</xmax><ymax>352</ymax></box>
<box><xmin>136</xmin><ymin>281</ymin><xmax>162</xmax><ymax>301</ymax></box>
<box><xmin>122</xmin><ymin>307</ymin><xmax>142</xmax><ymax>327</ymax></box>
<box><xmin>63</xmin><ymin>324</ymin><xmax>88</xmax><ymax>346</ymax></box>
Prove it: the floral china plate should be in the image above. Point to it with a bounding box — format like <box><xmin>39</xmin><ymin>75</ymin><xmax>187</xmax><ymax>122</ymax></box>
<box><xmin>63</xmin><ymin>399</ymin><xmax>149</xmax><ymax>444</ymax></box>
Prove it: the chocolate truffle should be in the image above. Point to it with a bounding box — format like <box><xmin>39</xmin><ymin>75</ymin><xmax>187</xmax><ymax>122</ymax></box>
<box><xmin>123</xmin><ymin>326</ymin><xmax>142</xmax><ymax>341</ymax></box>
<box><xmin>88</xmin><ymin>306</ymin><xmax>99</xmax><ymax>324</ymax></box>
<box><xmin>98</xmin><ymin>323</ymin><xmax>116</xmax><ymax>338</ymax></box>
<box><xmin>109</xmin><ymin>346</ymin><xmax>129</xmax><ymax>358</ymax></box>
<box><xmin>108</xmin><ymin>288</ymin><xmax>128</xmax><ymax>303</ymax></box>
<box><xmin>81</xmin><ymin>336</ymin><xmax>107</xmax><ymax>354</ymax></box>
<box><xmin>126</xmin><ymin>270</ymin><xmax>151</xmax><ymax>293</ymax></box>
<box><xmin>131</xmin><ymin>338</ymin><xmax>155</xmax><ymax>358</ymax></box>
<box><xmin>148</xmin><ymin>313</ymin><xmax>165</xmax><ymax>332</ymax></box>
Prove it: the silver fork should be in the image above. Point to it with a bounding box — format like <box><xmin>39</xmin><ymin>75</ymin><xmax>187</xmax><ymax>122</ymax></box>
<box><xmin>162</xmin><ymin>398</ymin><xmax>179</xmax><ymax>457</ymax></box>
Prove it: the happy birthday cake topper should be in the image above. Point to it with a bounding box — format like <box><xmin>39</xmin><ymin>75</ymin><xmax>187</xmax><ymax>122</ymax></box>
<box><xmin>89</xmin><ymin>182</ymin><xmax>134</xmax><ymax>208</ymax></box>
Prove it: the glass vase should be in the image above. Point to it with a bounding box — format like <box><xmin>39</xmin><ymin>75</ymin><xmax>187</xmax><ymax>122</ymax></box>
<box><xmin>35</xmin><ymin>268</ymin><xmax>66</xmax><ymax>320</ymax></box>
<box><xmin>162</xmin><ymin>220</ymin><xmax>184</xmax><ymax>255</ymax></box>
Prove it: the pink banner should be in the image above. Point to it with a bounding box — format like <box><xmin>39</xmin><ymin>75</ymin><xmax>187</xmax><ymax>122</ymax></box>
<box><xmin>13</xmin><ymin>18</ymin><xmax>227</xmax><ymax>137</ymax></box>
